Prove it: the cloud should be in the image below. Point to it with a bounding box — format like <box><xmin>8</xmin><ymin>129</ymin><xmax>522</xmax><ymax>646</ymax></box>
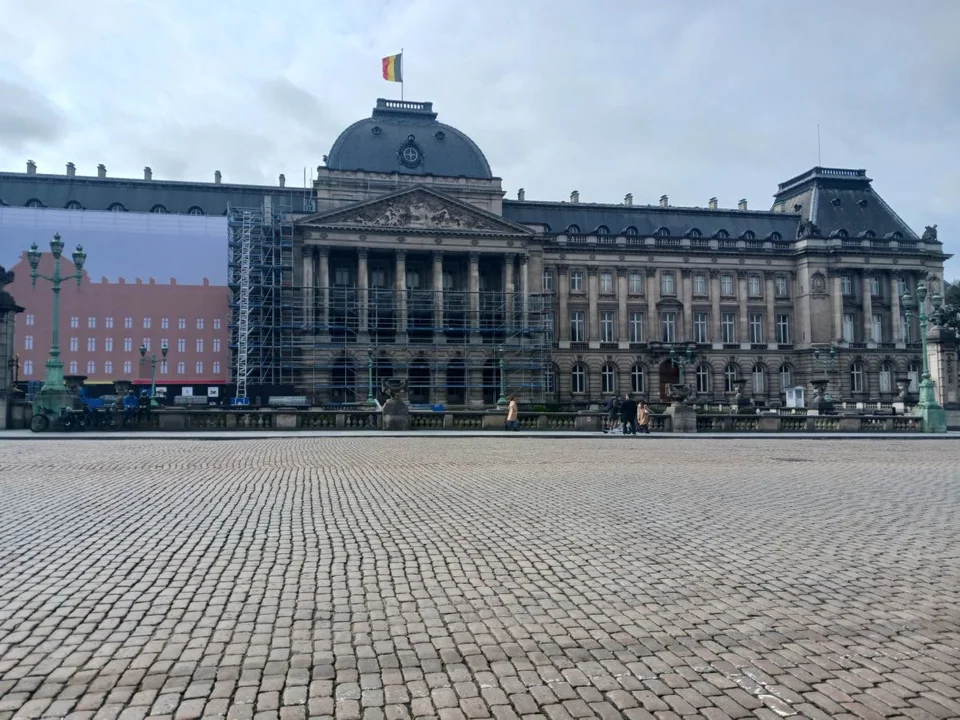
<box><xmin>0</xmin><ymin>78</ymin><xmax>66</xmax><ymax>152</ymax></box>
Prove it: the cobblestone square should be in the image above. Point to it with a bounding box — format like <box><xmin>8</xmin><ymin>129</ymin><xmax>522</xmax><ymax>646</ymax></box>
<box><xmin>1</xmin><ymin>438</ymin><xmax>958</xmax><ymax>720</ymax></box>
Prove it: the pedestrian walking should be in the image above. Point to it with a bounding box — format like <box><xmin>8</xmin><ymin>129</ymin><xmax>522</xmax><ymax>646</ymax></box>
<box><xmin>637</xmin><ymin>400</ymin><xmax>652</xmax><ymax>434</ymax></box>
<box><xmin>620</xmin><ymin>394</ymin><xmax>638</xmax><ymax>435</ymax></box>
<box><xmin>505</xmin><ymin>395</ymin><xmax>520</xmax><ymax>431</ymax></box>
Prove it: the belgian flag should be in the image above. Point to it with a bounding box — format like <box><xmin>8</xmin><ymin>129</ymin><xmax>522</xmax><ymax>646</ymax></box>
<box><xmin>382</xmin><ymin>53</ymin><xmax>402</xmax><ymax>83</ymax></box>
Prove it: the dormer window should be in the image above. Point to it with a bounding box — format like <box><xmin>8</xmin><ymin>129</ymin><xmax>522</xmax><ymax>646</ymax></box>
<box><xmin>65</xmin><ymin>201</ymin><xmax>82</xmax><ymax>210</ymax></box>
<box><xmin>686</xmin><ymin>228</ymin><xmax>702</xmax><ymax>238</ymax></box>
<box><xmin>108</xmin><ymin>202</ymin><xmax>126</xmax><ymax>212</ymax></box>
<box><xmin>25</xmin><ymin>199</ymin><xmax>43</xmax><ymax>208</ymax></box>
<box><xmin>565</xmin><ymin>224</ymin><xmax>581</xmax><ymax>235</ymax></box>
<box><xmin>594</xmin><ymin>225</ymin><xmax>609</xmax><ymax>235</ymax></box>
<box><xmin>187</xmin><ymin>206</ymin><xmax>205</xmax><ymax>216</ymax></box>
<box><xmin>623</xmin><ymin>226</ymin><xmax>639</xmax><ymax>236</ymax></box>
<box><xmin>714</xmin><ymin>229</ymin><xmax>729</xmax><ymax>239</ymax></box>
<box><xmin>769</xmin><ymin>232</ymin><xmax>782</xmax><ymax>241</ymax></box>
<box><xmin>151</xmin><ymin>204</ymin><xmax>168</xmax><ymax>214</ymax></box>
<box><xmin>741</xmin><ymin>230</ymin><xmax>756</xmax><ymax>240</ymax></box>
<box><xmin>655</xmin><ymin>227</ymin><xmax>670</xmax><ymax>237</ymax></box>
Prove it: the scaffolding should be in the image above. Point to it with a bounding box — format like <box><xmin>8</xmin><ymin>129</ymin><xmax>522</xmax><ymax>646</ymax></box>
<box><xmin>288</xmin><ymin>286</ymin><xmax>555</xmax><ymax>407</ymax></box>
<box><xmin>227</xmin><ymin>200</ymin><xmax>295</xmax><ymax>401</ymax></box>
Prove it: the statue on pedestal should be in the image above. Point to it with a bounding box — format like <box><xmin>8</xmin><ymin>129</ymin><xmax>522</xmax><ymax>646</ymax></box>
<box><xmin>381</xmin><ymin>377</ymin><xmax>410</xmax><ymax>431</ymax></box>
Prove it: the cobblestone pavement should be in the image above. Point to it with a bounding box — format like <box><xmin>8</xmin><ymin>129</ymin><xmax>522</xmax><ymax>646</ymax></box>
<box><xmin>1</xmin><ymin>439</ymin><xmax>959</xmax><ymax>720</ymax></box>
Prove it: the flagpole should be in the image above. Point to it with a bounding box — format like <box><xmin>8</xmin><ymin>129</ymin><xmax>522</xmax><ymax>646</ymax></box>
<box><xmin>401</xmin><ymin>47</ymin><xmax>404</xmax><ymax>101</ymax></box>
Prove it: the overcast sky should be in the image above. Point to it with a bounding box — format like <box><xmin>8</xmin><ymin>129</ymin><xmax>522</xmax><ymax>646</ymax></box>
<box><xmin>1</xmin><ymin>0</ymin><xmax>958</xmax><ymax>275</ymax></box>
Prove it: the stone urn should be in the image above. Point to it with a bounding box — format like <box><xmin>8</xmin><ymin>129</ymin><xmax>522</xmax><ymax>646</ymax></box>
<box><xmin>381</xmin><ymin>377</ymin><xmax>410</xmax><ymax>431</ymax></box>
<box><xmin>668</xmin><ymin>384</ymin><xmax>693</xmax><ymax>404</ymax></box>
<box><xmin>894</xmin><ymin>374</ymin><xmax>911</xmax><ymax>402</ymax></box>
<box><xmin>113</xmin><ymin>379</ymin><xmax>133</xmax><ymax>397</ymax></box>
<box><xmin>666</xmin><ymin>384</ymin><xmax>696</xmax><ymax>432</ymax></box>
<box><xmin>809</xmin><ymin>378</ymin><xmax>835</xmax><ymax>414</ymax></box>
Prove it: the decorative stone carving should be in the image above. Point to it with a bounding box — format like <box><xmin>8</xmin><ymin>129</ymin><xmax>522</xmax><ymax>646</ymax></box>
<box><xmin>644</xmin><ymin>267</ymin><xmax>657</xmax><ymax>277</ymax></box>
<box><xmin>736</xmin><ymin>269</ymin><xmax>747</xmax><ymax>278</ymax></box>
<box><xmin>587</xmin><ymin>267</ymin><xmax>598</xmax><ymax>276</ymax></box>
<box><xmin>797</xmin><ymin>220</ymin><xmax>821</xmax><ymax>239</ymax></box>
<box><xmin>556</xmin><ymin>264</ymin><xmax>569</xmax><ymax>276</ymax></box>
<box><xmin>357</xmin><ymin>249</ymin><xmax>368</xmax><ymax>260</ymax></box>
<box><xmin>709</xmin><ymin>269</ymin><xmax>720</xmax><ymax>278</ymax></box>
<box><xmin>380</xmin><ymin>377</ymin><xmax>410</xmax><ymax>432</ymax></box>
<box><xmin>616</xmin><ymin>267</ymin><xmax>627</xmax><ymax>277</ymax></box>
<box><xmin>336</xmin><ymin>192</ymin><xmax>501</xmax><ymax>231</ymax></box>
<box><xmin>810</xmin><ymin>272</ymin><xmax>827</xmax><ymax>296</ymax></box>
<box><xmin>468</xmin><ymin>252</ymin><xmax>480</xmax><ymax>263</ymax></box>
<box><xmin>680</xmin><ymin>268</ymin><xmax>691</xmax><ymax>277</ymax></box>
<box><xmin>922</xmin><ymin>224</ymin><xmax>938</xmax><ymax>241</ymax></box>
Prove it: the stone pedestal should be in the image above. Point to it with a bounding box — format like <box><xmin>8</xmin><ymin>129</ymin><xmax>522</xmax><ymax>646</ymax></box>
<box><xmin>382</xmin><ymin>398</ymin><xmax>410</xmax><ymax>431</ymax></box>
<box><xmin>667</xmin><ymin>403</ymin><xmax>696</xmax><ymax>433</ymax></box>
<box><xmin>927</xmin><ymin>326</ymin><xmax>958</xmax><ymax>408</ymax></box>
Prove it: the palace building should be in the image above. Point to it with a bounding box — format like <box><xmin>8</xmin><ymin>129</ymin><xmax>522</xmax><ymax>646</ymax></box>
<box><xmin>0</xmin><ymin>98</ymin><xmax>948</xmax><ymax>406</ymax></box>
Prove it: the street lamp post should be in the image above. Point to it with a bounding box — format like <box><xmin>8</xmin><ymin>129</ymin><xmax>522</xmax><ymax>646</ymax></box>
<box><xmin>26</xmin><ymin>235</ymin><xmax>86</xmax><ymax>418</ymax></box>
<box><xmin>497</xmin><ymin>345</ymin><xmax>507</xmax><ymax>406</ymax></box>
<box><xmin>366</xmin><ymin>345</ymin><xmax>376</xmax><ymax>404</ymax></box>
<box><xmin>901</xmin><ymin>282</ymin><xmax>947</xmax><ymax>432</ymax></box>
<box><xmin>669</xmin><ymin>345</ymin><xmax>694</xmax><ymax>386</ymax></box>
<box><xmin>813</xmin><ymin>346</ymin><xmax>838</xmax><ymax>403</ymax></box>
<box><xmin>139</xmin><ymin>341</ymin><xmax>169</xmax><ymax>407</ymax></box>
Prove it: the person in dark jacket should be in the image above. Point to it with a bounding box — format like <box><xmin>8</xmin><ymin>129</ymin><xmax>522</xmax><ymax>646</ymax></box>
<box><xmin>619</xmin><ymin>394</ymin><xmax>638</xmax><ymax>435</ymax></box>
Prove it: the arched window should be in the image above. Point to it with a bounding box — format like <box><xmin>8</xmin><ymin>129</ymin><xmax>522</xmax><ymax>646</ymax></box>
<box><xmin>565</xmin><ymin>224</ymin><xmax>581</xmax><ymax>235</ymax></box>
<box><xmin>187</xmin><ymin>206</ymin><xmax>204</xmax><ymax>216</ymax></box>
<box><xmin>68</xmin><ymin>361</ymin><xmax>78</xmax><ymax>374</ymax></box>
<box><xmin>892</xmin><ymin>231</ymin><xmax>903</xmax><ymax>240</ymax></box>
<box><xmin>864</xmin><ymin>230</ymin><xmax>876</xmax><ymax>239</ymax></box>
<box><xmin>779</xmin><ymin>364</ymin><xmax>793</xmax><ymax>390</ymax></box>
<box><xmin>595</xmin><ymin>225</ymin><xmax>609</xmax><ymax>235</ymax></box>
<box><xmin>655</xmin><ymin>227</ymin><xmax>670</xmax><ymax>237</ymax></box>
<box><xmin>65</xmin><ymin>201</ymin><xmax>82</xmax><ymax>210</ymax></box>
<box><xmin>86</xmin><ymin>361</ymin><xmax>96</xmax><ymax>374</ymax></box>
<box><xmin>687</xmin><ymin>228</ymin><xmax>702</xmax><ymax>238</ymax></box>
<box><xmin>571</xmin><ymin>364</ymin><xmax>586</xmax><ymax>394</ymax></box>
<box><xmin>25</xmin><ymin>199</ymin><xmax>44</xmax><ymax>208</ymax></box>
<box><xmin>879</xmin><ymin>362</ymin><xmax>893</xmax><ymax>393</ymax></box>
<box><xmin>695</xmin><ymin>364</ymin><xmax>710</xmax><ymax>394</ymax></box>
<box><xmin>769</xmin><ymin>232</ymin><xmax>782</xmax><ymax>242</ymax></box>
<box><xmin>630</xmin><ymin>364</ymin><xmax>645</xmax><ymax>394</ymax></box>
<box><xmin>623</xmin><ymin>226</ymin><xmax>639</xmax><ymax>236</ymax></box>
<box><xmin>742</xmin><ymin>230</ymin><xmax>756</xmax><ymax>240</ymax></box>
<box><xmin>850</xmin><ymin>362</ymin><xmax>865</xmax><ymax>393</ymax></box>
<box><xmin>751</xmin><ymin>364</ymin><xmax>766</xmax><ymax>394</ymax></box>
<box><xmin>724</xmin><ymin>364</ymin><xmax>740</xmax><ymax>393</ymax></box>
<box><xmin>714</xmin><ymin>229</ymin><xmax>729</xmax><ymax>239</ymax></box>
<box><xmin>108</xmin><ymin>202</ymin><xmax>126</xmax><ymax>212</ymax></box>
<box><xmin>601</xmin><ymin>364</ymin><xmax>616</xmax><ymax>394</ymax></box>
<box><xmin>150</xmin><ymin>204</ymin><xmax>167</xmax><ymax>214</ymax></box>
<box><xmin>908</xmin><ymin>362</ymin><xmax>921</xmax><ymax>392</ymax></box>
<box><xmin>836</xmin><ymin>229</ymin><xmax>848</xmax><ymax>238</ymax></box>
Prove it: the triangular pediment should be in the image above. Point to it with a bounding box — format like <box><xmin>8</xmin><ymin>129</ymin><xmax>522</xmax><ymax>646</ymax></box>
<box><xmin>297</xmin><ymin>186</ymin><xmax>534</xmax><ymax>235</ymax></box>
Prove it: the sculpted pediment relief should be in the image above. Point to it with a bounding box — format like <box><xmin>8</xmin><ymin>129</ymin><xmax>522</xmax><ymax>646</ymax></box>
<box><xmin>300</xmin><ymin>188</ymin><xmax>531</xmax><ymax>235</ymax></box>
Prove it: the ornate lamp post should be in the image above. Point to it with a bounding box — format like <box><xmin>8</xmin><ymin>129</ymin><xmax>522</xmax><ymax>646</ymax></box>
<box><xmin>497</xmin><ymin>345</ymin><xmax>507</xmax><ymax>406</ymax></box>
<box><xmin>902</xmin><ymin>282</ymin><xmax>947</xmax><ymax>432</ymax></box>
<box><xmin>812</xmin><ymin>346</ymin><xmax>838</xmax><ymax>404</ymax></box>
<box><xmin>366</xmin><ymin>345</ymin><xmax>375</xmax><ymax>404</ymax></box>
<box><xmin>26</xmin><ymin>235</ymin><xmax>86</xmax><ymax>417</ymax></box>
<box><xmin>139</xmin><ymin>341</ymin><xmax>169</xmax><ymax>407</ymax></box>
<box><xmin>669</xmin><ymin>345</ymin><xmax>694</xmax><ymax>385</ymax></box>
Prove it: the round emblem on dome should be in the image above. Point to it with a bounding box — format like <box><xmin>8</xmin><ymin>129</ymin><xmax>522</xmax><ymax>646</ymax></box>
<box><xmin>435</xmin><ymin>131</ymin><xmax>445</xmax><ymax>140</ymax></box>
<box><xmin>371</xmin><ymin>126</ymin><xmax>382</xmax><ymax>135</ymax></box>
<box><xmin>398</xmin><ymin>138</ymin><xmax>423</xmax><ymax>169</ymax></box>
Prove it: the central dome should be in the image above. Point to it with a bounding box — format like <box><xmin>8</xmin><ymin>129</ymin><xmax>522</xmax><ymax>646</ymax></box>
<box><xmin>325</xmin><ymin>99</ymin><xmax>493</xmax><ymax>179</ymax></box>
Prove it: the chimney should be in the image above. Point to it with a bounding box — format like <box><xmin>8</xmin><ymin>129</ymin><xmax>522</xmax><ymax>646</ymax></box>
<box><xmin>144</xmin><ymin>167</ymin><xmax>153</xmax><ymax>180</ymax></box>
<box><xmin>279</xmin><ymin>173</ymin><xmax>285</xmax><ymax>188</ymax></box>
<box><xmin>517</xmin><ymin>188</ymin><xmax>525</xmax><ymax>201</ymax></box>
<box><xmin>708</xmin><ymin>197</ymin><xmax>718</xmax><ymax>210</ymax></box>
<box><xmin>624</xmin><ymin>193</ymin><xmax>633</xmax><ymax>206</ymax></box>
<box><xmin>570</xmin><ymin>190</ymin><xmax>579</xmax><ymax>203</ymax></box>
<box><xmin>66</xmin><ymin>162</ymin><xmax>75</xmax><ymax>177</ymax></box>
<box><xmin>738</xmin><ymin>198</ymin><xmax>748</xmax><ymax>211</ymax></box>
<box><xmin>97</xmin><ymin>164</ymin><xmax>107</xmax><ymax>178</ymax></box>
<box><xmin>214</xmin><ymin>170</ymin><xmax>222</xmax><ymax>184</ymax></box>
<box><xmin>26</xmin><ymin>160</ymin><xmax>36</xmax><ymax>174</ymax></box>
<box><xmin>659</xmin><ymin>194</ymin><xmax>669</xmax><ymax>207</ymax></box>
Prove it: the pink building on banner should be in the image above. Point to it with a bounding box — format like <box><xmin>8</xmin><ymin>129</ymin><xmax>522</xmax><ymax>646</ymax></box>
<box><xmin>9</xmin><ymin>252</ymin><xmax>229</xmax><ymax>391</ymax></box>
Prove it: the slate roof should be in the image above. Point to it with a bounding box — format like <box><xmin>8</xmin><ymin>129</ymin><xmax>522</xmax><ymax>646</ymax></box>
<box><xmin>772</xmin><ymin>167</ymin><xmax>920</xmax><ymax>240</ymax></box>
<box><xmin>502</xmin><ymin>199</ymin><xmax>800</xmax><ymax>239</ymax></box>
<box><xmin>325</xmin><ymin>99</ymin><xmax>493</xmax><ymax>179</ymax></box>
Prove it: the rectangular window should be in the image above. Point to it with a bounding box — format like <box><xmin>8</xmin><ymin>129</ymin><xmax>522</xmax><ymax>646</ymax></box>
<box><xmin>660</xmin><ymin>272</ymin><xmax>675</xmax><ymax>296</ymax></box>
<box><xmin>196</xmin><ymin>361</ymin><xmax>204</xmax><ymax>375</ymax></box>
<box><xmin>177</xmin><ymin>361</ymin><xmax>185</xmax><ymax>375</ymax></box>
<box><xmin>694</xmin><ymin>313</ymin><xmax>708</xmax><ymax>344</ymax></box>
<box><xmin>123</xmin><ymin>338</ymin><xmax>132</xmax><ymax>352</ymax></box>
<box><xmin>213</xmin><ymin>318</ymin><xmax>221</xmax><ymax>330</ymax></box>
<box><xmin>871</xmin><ymin>313</ymin><xmax>883</xmax><ymax>343</ymax></box>
<box><xmin>104</xmin><ymin>361</ymin><xmax>113</xmax><ymax>375</ymax></box>
<box><xmin>178</xmin><ymin>338</ymin><xmax>186</xmax><ymax>353</ymax></box>
<box><xmin>196</xmin><ymin>338</ymin><xmax>204</xmax><ymax>353</ymax></box>
<box><xmin>196</xmin><ymin>318</ymin><xmax>204</xmax><ymax>330</ymax></box>
<box><xmin>70</xmin><ymin>316</ymin><xmax>79</xmax><ymax>328</ymax></box>
<box><xmin>629</xmin><ymin>273</ymin><xmax>644</xmax><ymax>294</ymax></box>
<box><xmin>69</xmin><ymin>337</ymin><xmax>78</xmax><ymax>352</ymax></box>
<box><xmin>213</xmin><ymin>361</ymin><xmax>221</xmax><ymax>375</ymax></box>
<box><xmin>570</xmin><ymin>271</ymin><xmax>583</xmax><ymax>292</ymax></box>
<box><xmin>213</xmin><ymin>338</ymin><xmax>221</xmax><ymax>353</ymax></box>
<box><xmin>748</xmin><ymin>276</ymin><xmax>762</xmax><ymax>297</ymax></box>
<box><xmin>542</xmin><ymin>312</ymin><xmax>554</xmax><ymax>336</ymax></box>
<box><xmin>161</xmin><ymin>317</ymin><xmax>169</xmax><ymax>329</ymax></box>
<box><xmin>87</xmin><ymin>337</ymin><xmax>96</xmax><ymax>352</ymax></box>
<box><xmin>542</xmin><ymin>270</ymin><xmax>553</xmax><ymax>292</ymax></box>
<box><xmin>370</xmin><ymin>269</ymin><xmax>387</xmax><ymax>288</ymax></box>
<box><xmin>599</xmin><ymin>272</ymin><xmax>613</xmax><ymax>294</ymax></box>
<box><xmin>693</xmin><ymin>274</ymin><xmax>707</xmax><ymax>296</ymax></box>
<box><xmin>896</xmin><ymin>277</ymin><xmax>907</xmax><ymax>298</ymax></box>
<box><xmin>24</xmin><ymin>335</ymin><xmax>33</xmax><ymax>350</ymax></box>
<box><xmin>776</xmin><ymin>314</ymin><xmax>791</xmax><ymax>345</ymax></box>
<box><xmin>749</xmin><ymin>313</ymin><xmax>764</xmax><ymax>344</ymax></box>
<box><xmin>124</xmin><ymin>317</ymin><xmax>133</xmax><ymax>329</ymax></box>
<box><xmin>775</xmin><ymin>275</ymin><xmax>788</xmax><ymax>297</ymax></box>
<box><xmin>105</xmin><ymin>316</ymin><xmax>114</xmax><ymax>329</ymax></box>
<box><xmin>629</xmin><ymin>312</ymin><xmax>644</xmax><ymax>343</ymax></box>
<box><xmin>105</xmin><ymin>337</ymin><xmax>113</xmax><ymax>352</ymax></box>
<box><xmin>25</xmin><ymin>314</ymin><xmax>34</xmax><ymax>326</ymax></box>
<box><xmin>721</xmin><ymin>274</ymin><xmax>734</xmax><ymax>296</ymax></box>
<box><xmin>405</xmin><ymin>270</ymin><xmax>420</xmax><ymax>289</ymax></box>
<box><xmin>178</xmin><ymin>317</ymin><xmax>187</xmax><ymax>330</ymax></box>
<box><xmin>570</xmin><ymin>311</ymin><xmax>585</xmax><ymax>342</ymax></box>
<box><xmin>660</xmin><ymin>312</ymin><xmax>677</xmax><ymax>343</ymax></box>
<box><xmin>721</xmin><ymin>313</ymin><xmax>736</xmax><ymax>344</ymax></box>
<box><xmin>869</xmin><ymin>276</ymin><xmax>881</xmax><ymax>297</ymax></box>
<box><xmin>160</xmin><ymin>338</ymin><xmax>169</xmax><ymax>353</ymax></box>
<box><xmin>87</xmin><ymin>317</ymin><xmax>96</xmax><ymax>329</ymax></box>
<box><xmin>842</xmin><ymin>313</ymin><xmax>855</xmax><ymax>343</ymax></box>
<box><xmin>143</xmin><ymin>317</ymin><xmax>151</xmax><ymax>329</ymax></box>
<box><xmin>158</xmin><ymin>360</ymin><xmax>168</xmax><ymax>375</ymax></box>
<box><xmin>142</xmin><ymin>337</ymin><xmax>151</xmax><ymax>351</ymax></box>
<box><xmin>86</xmin><ymin>361</ymin><xmax>96</xmax><ymax>374</ymax></box>
<box><xmin>123</xmin><ymin>360</ymin><xmax>132</xmax><ymax>374</ymax></box>
<box><xmin>335</xmin><ymin>268</ymin><xmax>352</xmax><ymax>286</ymax></box>
<box><xmin>600</xmin><ymin>311</ymin><xmax>615</xmax><ymax>342</ymax></box>
<box><xmin>841</xmin><ymin>275</ymin><xmax>852</xmax><ymax>296</ymax></box>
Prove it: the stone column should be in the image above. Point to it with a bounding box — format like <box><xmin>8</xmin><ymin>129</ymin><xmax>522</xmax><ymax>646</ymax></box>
<box><xmin>302</xmin><ymin>247</ymin><xmax>315</xmax><ymax>335</ymax></box>
<box><xmin>928</xmin><ymin>326</ymin><xmax>959</xmax><ymax>407</ymax></box>
<box><xmin>318</xmin><ymin>248</ymin><xmax>330</xmax><ymax>341</ymax></box>
<box><xmin>519</xmin><ymin>255</ymin><xmax>529</xmax><ymax>332</ymax></box>
<box><xmin>617</xmin><ymin>268</ymin><xmax>628</xmax><ymax>349</ymax></box>
<box><xmin>764</xmin><ymin>272</ymin><xmax>776</xmax><ymax>345</ymax></box>
<box><xmin>891</xmin><ymin>271</ymin><xmax>903</xmax><ymax>346</ymax></box>
<box><xmin>468</xmin><ymin>252</ymin><xmax>481</xmax><ymax>341</ymax></box>
<box><xmin>710</xmin><ymin>270</ymin><xmax>721</xmax><ymax>344</ymax></box>
<box><xmin>504</xmin><ymin>254</ymin><xmax>516</xmax><ymax>332</ymax></box>
<box><xmin>681</xmin><ymin>268</ymin><xmax>692</xmax><ymax>342</ymax></box>
<box><xmin>433</xmin><ymin>251</ymin><xmax>444</xmax><ymax>341</ymax></box>
<box><xmin>557</xmin><ymin>265</ymin><xmax>570</xmax><ymax>346</ymax></box>
<box><xmin>829</xmin><ymin>268</ymin><xmax>843</xmax><ymax>342</ymax></box>
<box><xmin>395</xmin><ymin>250</ymin><xmax>407</xmax><ymax>339</ymax></box>
<box><xmin>357</xmin><ymin>249</ymin><xmax>369</xmax><ymax>336</ymax></box>
<box><xmin>737</xmin><ymin>270</ymin><xmax>749</xmax><ymax>343</ymax></box>
<box><xmin>863</xmin><ymin>272</ymin><xmax>874</xmax><ymax>344</ymax></box>
<box><xmin>646</xmin><ymin>267</ymin><xmax>658</xmax><ymax>342</ymax></box>
<box><xmin>587</xmin><ymin>267</ymin><xmax>599</xmax><ymax>347</ymax></box>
